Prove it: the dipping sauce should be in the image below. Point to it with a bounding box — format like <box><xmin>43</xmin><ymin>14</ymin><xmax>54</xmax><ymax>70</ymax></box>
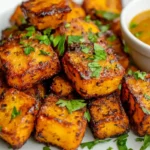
<box><xmin>129</xmin><ymin>10</ymin><xmax>150</xmax><ymax>45</ymax></box>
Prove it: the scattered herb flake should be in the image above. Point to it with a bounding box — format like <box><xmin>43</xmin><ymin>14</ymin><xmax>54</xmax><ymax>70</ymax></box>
<box><xmin>85</xmin><ymin>15</ymin><xmax>91</xmax><ymax>22</ymax></box>
<box><xmin>100</xmin><ymin>25</ymin><xmax>110</xmax><ymax>33</ymax></box>
<box><xmin>94</xmin><ymin>20</ymin><xmax>102</xmax><ymax>29</ymax></box>
<box><xmin>130</xmin><ymin>22</ymin><xmax>138</xmax><ymax>29</ymax></box>
<box><xmin>107</xmin><ymin>147</ymin><xmax>113</xmax><ymax>150</ymax></box>
<box><xmin>20</xmin><ymin>16</ymin><xmax>27</xmax><ymax>24</ymax></box>
<box><xmin>118</xmin><ymin>84</ymin><xmax>122</xmax><ymax>90</ymax></box>
<box><xmin>144</xmin><ymin>94</ymin><xmax>150</xmax><ymax>100</ymax></box>
<box><xmin>81</xmin><ymin>46</ymin><xmax>90</xmax><ymax>54</ymax></box>
<box><xmin>140</xmin><ymin>135</ymin><xmax>150</xmax><ymax>150</ymax></box>
<box><xmin>81</xmin><ymin>139</ymin><xmax>111</xmax><ymax>150</ymax></box>
<box><xmin>134</xmin><ymin>32</ymin><xmax>143</xmax><ymax>37</ymax></box>
<box><xmin>43</xmin><ymin>146</ymin><xmax>51</xmax><ymax>150</ymax></box>
<box><xmin>43</xmin><ymin>28</ymin><xmax>51</xmax><ymax>36</ymax></box>
<box><xmin>107</xmin><ymin>35</ymin><xmax>117</xmax><ymax>42</ymax></box>
<box><xmin>65</xmin><ymin>23</ymin><xmax>71</xmax><ymax>28</ymax></box>
<box><xmin>36</xmin><ymin>35</ymin><xmax>50</xmax><ymax>45</ymax></box>
<box><xmin>142</xmin><ymin>107</ymin><xmax>150</xmax><ymax>115</ymax></box>
<box><xmin>39</xmin><ymin>50</ymin><xmax>50</xmax><ymax>56</ymax></box>
<box><xmin>24</xmin><ymin>46</ymin><xmax>35</xmax><ymax>55</ymax></box>
<box><xmin>84</xmin><ymin>110</ymin><xmax>91</xmax><ymax>122</ymax></box>
<box><xmin>11</xmin><ymin>106</ymin><xmax>21</xmax><ymax>120</ymax></box>
<box><xmin>88</xmin><ymin>32</ymin><xmax>98</xmax><ymax>43</ymax></box>
<box><xmin>68</xmin><ymin>35</ymin><xmax>83</xmax><ymax>44</ymax></box>
<box><xmin>25</xmin><ymin>26</ymin><xmax>35</xmax><ymax>37</ymax></box>
<box><xmin>127</xmin><ymin>69</ymin><xmax>133</xmax><ymax>76</ymax></box>
<box><xmin>124</xmin><ymin>44</ymin><xmax>129</xmax><ymax>53</ymax></box>
<box><xmin>133</xmin><ymin>71</ymin><xmax>147</xmax><ymax>80</ymax></box>
<box><xmin>56</xmin><ymin>99</ymin><xmax>86</xmax><ymax>114</ymax></box>
<box><xmin>135</xmin><ymin>137</ymin><xmax>144</xmax><ymax>142</ymax></box>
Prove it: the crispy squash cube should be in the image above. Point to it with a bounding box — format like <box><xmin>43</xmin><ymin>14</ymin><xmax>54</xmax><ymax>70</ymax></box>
<box><xmin>21</xmin><ymin>0</ymin><xmax>71</xmax><ymax>30</ymax></box>
<box><xmin>35</xmin><ymin>94</ymin><xmax>87</xmax><ymax>150</ymax></box>
<box><xmin>89</xmin><ymin>91</ymin><xmax>129</xmax><ymax>139</ymax></box>
<box><xmin>10</xmin><ymin>5</ymin><xmax>26</xmax><ymax>26</ymax></box>
<box><xmin>83</xmin><ymin>0</ymin><xmax>122</xmax><ymax>16</ymax></box>
<box><xmin>0</xmin><ymin>88</ymin><xmax>37</xmax><ymax>149</ymax></box>
<box><xmin>66</xmin><ymin>0</ymin><xmax>85</xmax><ymax>22</ymax></box>
<box><xmin>57</xmin><ymin>18</ymin><xmax>100</xmax><ymax>36</ymax></box>
<box><xmin>121</xmin><ymin>75</ymin><xmax>150</xmax><ymax>136</ymax></box>
<box><xmin>51</xmin><ymin>75</ymin><xmax>73</xmax><ymax>97</ymax></box>
<box><xmin>62</xmin><ymin>41</ymin><xmax>125</xmax><ymax>99</ymax></box>
<box><xmin>0</xmin><ymin>38</ymin><xmax>60</xmax><ymax>90</ymax></box>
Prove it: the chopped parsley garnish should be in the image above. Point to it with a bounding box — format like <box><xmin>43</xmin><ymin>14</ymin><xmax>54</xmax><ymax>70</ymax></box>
<box><xmin>139</xmin><ymin>135</ymin><xmax>150</xmax><ymax>150</ymax></box>
<box><xmin>94</xmin><ymin>20</ymin><xmax>102</xmax><ymax>28</ymax></box>
<box><xmin>100</xmin><ymin>25</ymin><xmax>110</xmax><ymax>33</ymax></box>
<box><xmin>88</xmin><ymin>62</ymin><xmax>102</xmax><ymax>78</ymax></box>
<box><xmin>11</xmin><ymin>106</ymin><xmax>21</xmax><ymax>120</ymax></box>
<box><xmin>65</xmin><ymin>23</ymin><xmax>71</xmax><ymax>28</ymax></box>
<box><xmin>85</xmin><ymin>15</ymin><xmax>91</xmax><ymax>22</ymax></box>
<box><xmin>20</xmin><ymin>16</ymin><xmax>27</xmax><ymax>24</ymax></box>
<box><xmin>134</xmin><ymin>32</ymin><xmax>143</xmax><ymax>37</ymax></box>
<box><xmin>43</xmin><ymin>28</ymin><xmax>52</xmax><ymax>36</ymax></box>
<box><xmin>39</xmin><ymin>50</ymin><xmax>50</xmax><ymax>56</ymax></box>
<box><xmin>136</xmin><ymin>137</ymin><xmax>144</xmax><ymax>142</ymax></box>
<box><xmin>43</xmin><ymin>146</ymin><xmax>51</xmax><ymax>150</ymax></box>
<box><xmin>124</xmin><ymin>44</ymin><xmax>129</xmax><ymax>53</ymax></box>
<box><xmin>96</xmin><ymin>10</ymin><xmax>120</xmax><ymax>21</ymax></box>
<box><xmin>84</xmin><ymin>110</ymin><xmax>91</xmax><ymax>122</ymax></box>
<box><xmin>81</xmin><ymin>45</ymin><xmax>90</xmax><ymax>54</ymax></box>
<box><xmin>88</xmin><ymin>32</ymin><xmax>98</xmax><ymax>43</ymax></box>
<box><xmin>80</xmin><ymin>139</ymin><xmax>111</xmax><ymax>150</ymax></box>
<box><xmin>56</xmin><ymin>99</ymin><xmax>86</xmax><ymax>114</ymax></box>
<box><xmin>0</xmin><ymin>126</ymin><xmax>2</xmax><ymax>132</ymax></box>
<box><xmin>25</xmin><ymin>26</ymin><xmax>35</xmax><ymax>37</ymax></box>
<box><xmin>118</xmin><ymin>84</ymin><xmax>122</xmax><ymax>90</ymax></box>
<box><xmin>115</xmin><ymin>134</ymin><xmax>129</xmax><ymax>150</ymax></box>
<box><xmin>127</xmin><ymin>69</ymin><xmax>133</xmax><ymax>76</ymax></box>
<box><xmin>68</xmin><ymin>35</ymin><xmax>83</xmax><ymax>45</ymax></box>
<box><xmin>107</xmin><ymin>35</ymin><xmax>117</xmax><ymax>42</ymax></box>
<box><xmin>133</xmin><ymin>71</ymin><xmax>147</xmax><ymax>80</ymax></box>
<box><xmin>130</xmin><ymin>22</ymin><xmax>138</xmax><ymax>29</ymax></box>
<box><xmin>142</xmin><ymin>107</ymin><xmax>150</xmax><ymax>115</ymax></box>
<box><xmin>144</xmin><ymin>94</ymin><xmax>150</xmax><ymax>100</ymax></box>
<box><xmin>107</xmin><ymin>147</ymin><xmax>113</xmax><ymax>150</ymax></box>
<box><xmin>36</xmin><ymin>35</ymin><xmax>50</xmax><ymax>45</ymax></box>
<box><xmin>50</xmin><ymin>35</ymin><xmax>66</xmax><ymax>56</ymax></box>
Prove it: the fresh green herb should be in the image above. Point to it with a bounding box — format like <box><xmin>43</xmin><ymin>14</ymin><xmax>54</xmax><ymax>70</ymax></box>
<box><xmin>94</xmin><ymin>20</ymin><xmax>102</xmax><ymax>28</ymax></box>
<box><xmin>68</xmin><ymin>35</ymin><xmax>83</xmax><ymax>44</ymax></box>
<box><xmin>133</xmin><ymin>71</ymin><xmax>147</xmax><ymax>80</ymax></box>
<box><xmin>50</xmin><ymin>35</ymin><xmax>66</xmax><ymax>56</ymax></box>
<box><xmin>134</xmin><ymin>32</ymin><xmax>143</xmax><ymax>37</ymax></box>
<box><xmin>144</xmin><ymin>94</ymin><xmax>150</xmax><ymax>100</ymax></box>
<box><xmin>124</xmin><ymin>44</ymin><xmax>129</xmax><ymax>53</ymax></box>
<box><xmin>56</xmin><ymin>99</ymin><xmax>86</xmax><ymax>114</ymax></box>
<box><xmin>136</xmin><ymin>137</ymin><xmax>144</xmax><ymax>142</ymax></box>
<box><xmin>142</xmin><ymin>107</ymin><xmax>150</xmax><ymax>115</ymax></box>
<box><xmin>100</xmin><ymin>25</ymin><xmax>110</xmax><ymax>33</ymax></box>
<box><xmin>65</xmin><ymin>23</ymin><xmax>71</xmax><ymax>28</ymax></box>
<box><xmin>140</xmin><ymin>135</ymin><xmax>150</xmax><ymax>150</ymax></box>
<box><xmin>39</xmin><ymin>50</ymin><xmax>50</xmax><ymax>56</ymax></box>
<box><xmin>84</xmin><ymin>110</ymin><xmax>91</xmax><ymax>122</ymax></box>
<box><xmin>25</xmin><ymin>26</ymin><xmax>35</xmax><ymax>37</ymax></box>
<box><xmin>107</xmin><ymin>35</ymin><xmax>117</xmax><ymax>42</ymax></box>
<box><xmin>96</xmin><ymin>10</ymin><xmax>120</xmax><ymax>21</ymax></box>
<box><xmin>118</xmin><ymin>84</ymin><xmax>122</xmax><ymax>90</ymax></box>
<box><xmin>20</xmin><ymin>16</ymin><xmax>27</xmax><ymax>24</ymax></box>
<box><xmin>11</xmin><ymin>106</ymin><xmax>21</xmax><ymax>120</ymax></box>
<box><xmin>43</xmin><ymin>146</ymin><xmax>51</xmax><ymax>150</ymax></box>
<box><xmin>107</xmin><ymin>147</ymin><xmax>113</xmax><ymax>150</ymax></box>
<box><xmin>36</xmin><ymin>35</ymin><xmax>50</xmax><ymax>45</ymax></box>
<box><xmin>81</xmin><ymin>139</ymin><xmax>111</xmax><ymax>150</ymax></box>
<box><xmin>24</xmin><ymin>46</ymin><xmax>35</xmax><ymax>55</ymax></box>
<box><xmin>94</xmin><ymin>43</ymin><xmax>107</xmax><ymax>60</ymax></box>
<box><xmin>8</xmin><ymin>34</ymin><xmax>13</xmax><ymax>39</ymax></box>
<box><xmin>81</xmin><ymin>45</ymin><xmax>90</xmax><ymax>54</ymax></box>
<box><xmin>127</xmin><ymin>69</ymin><xmax>133</xmax><ymax>76</ymax></box>
<box><xmin>115</xmin><ymin>134</ymin><xmax>129</xmax><ymax>150</ymax></box>
<box><xmin>0</xmin><ymin>126</ymin><xmax>2</xmax><ymax>132</ymax></box>
<box><xmin>88</xmin><ymin>62</ymin><xmax>102</xmax><ymax>78</ymax></box>
<box><xmin>130</xmin><ymin>22</ymin><xmax>138</xmax><ymax>29</ymax></box>
<box><xmin>85</xmin><ymin>15</ymin><xmax>91</xmax><ymax>22</ymax></box>
<box><xmin>88</xmin><ymin>32</ymin><xmax>98</xmax><ymax>43</ymax></box>
<box><xmin>43</xmin><ymin>28</ymin><xmax>52</xmax><ymax>36</ymax></box>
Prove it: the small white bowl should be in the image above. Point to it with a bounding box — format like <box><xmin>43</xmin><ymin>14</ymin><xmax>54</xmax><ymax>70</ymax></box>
<box><xmin>121</xmin><ymin>0</ymin><xmax>150</xmax><ymax>72</ymax></box>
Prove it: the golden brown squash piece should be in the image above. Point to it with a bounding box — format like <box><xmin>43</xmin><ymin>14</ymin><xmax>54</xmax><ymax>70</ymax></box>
<box><xmin>121</xmin><ymin>75</ymin><xmax>150</xmax><ymax>136</ymax></box>
<box><xmin>21</xmin><ymin>0</ymin><xmax>71</xmax><ymax>30</ymax></box>
<box><xmin>10</xmin><ymin>5</ymin><xmax>27</xmax><ymax>26</ymax></box>
<box><xmin>35</xmin><ymin>94</ymin><xmax>87</xmax><ymax>150</ymax></box>
<box><xmin>0</xmin><ymin>88</ymin><xmax>37</xmax><ymax>149</ymax></box>
<box><xmin>62</xmin><ymin>41</ymin><xmax>125</xmax><ymax>99</ymax></box>
<box><xmin>89</xmin><ymin>91</ymin><xmax>129</xmax><ymax>139</ymax></box>
<box><xmin>66</xmin><ymin>0</ymin><xmax>85</xmax><ymax>22</ymax></box>
<box><xmin>83</xmin><ymin>0</ymin><xmax>122</xmax><ymax>16</ymax></box>
<box><xmin>0</xmin><ymin>38</ymin><xmax>60</xmax><ymax>90</ymax></box>
<box><xmin>57</xmin><ymin>18</ymin><xmax>99</xmax><ymax>37</ymax></box>
<box><xmin>51</xmin><ymin>75</ymin><xmax>73</xmax><ymax>97</ymax></box>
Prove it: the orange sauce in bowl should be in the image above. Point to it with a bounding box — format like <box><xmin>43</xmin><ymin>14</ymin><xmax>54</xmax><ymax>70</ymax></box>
<box><xmin>129</xmin><ymin>10</ymin><xmax>150</xmax><ymax>45</ymax></box>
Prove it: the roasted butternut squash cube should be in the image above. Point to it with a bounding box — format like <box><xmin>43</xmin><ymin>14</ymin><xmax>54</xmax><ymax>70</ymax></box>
<box><xmin>35</xmin><ymin>94</ymin><xmax>87</xmax><ymax>150</ymax></box>
<box><xmin>57</xmin><ymin>18</ymin><xmax>99</xmax><ymax>37</ymax></box>
<box><xmin>66</xmin><ymin>0</ymin><xmax>85</xmax><ymax>22</ymax></box>
<box><xmin>89</xmin><ymin>91</ymin><xmax>129</xmax><ymax>139</ymax></box>
<box><xmin>0</xmin><ymin>88</ymin><xmax>37</xmax><ymax>149</ymax></box>
<box><xmin>62</xmin><ymin>41</ymin><xmax>125</xmax><ymax>99</ymax></box>
<box><xmin>0</xmin><ymin>38</ymin><xmax>60</xmax><ymax>90</ymax></box>
<box><xmin>10</xmin><ymin>5</ymin><xmax>27</xmax><ymax>26</ymax></box>
<box><xmin>121</xmin><ymin>74</ymin><xmax>150</xmax><ymax>136</ymax></box>
<box><xmin>83</xmin><ymin>0</ymin><xmax>122</xmax><ymax>17</ymax></box>
<box><xmin>21</xmin><ymin>0</ymin><xmax>71</xmax><ymax>30</ymax></box>
<box><xmin>51</xmin><ymin>75</ymin><xmax>73</xmax><ymax>97</ymax></box>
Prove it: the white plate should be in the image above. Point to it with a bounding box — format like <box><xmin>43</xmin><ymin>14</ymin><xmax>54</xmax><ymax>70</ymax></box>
<box><xmin>0</xmin><ymin>0</ymin><xmax>143</xmax><ymax>150</ymax></box>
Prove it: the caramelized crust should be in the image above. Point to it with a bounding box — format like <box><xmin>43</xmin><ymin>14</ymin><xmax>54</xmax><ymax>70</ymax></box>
<box><xmin>21</xmin><ymin>0</ymin><xmax>71</xmax><ymax>29</ymax></box>
<box><xmin>0</xmin><ymin>88</ymin><xmax>37</xmax><ymax>149</ymax></box>
<box><xmin>35</xmin><ymin>94</ymin><xmax>87</xmax><ymax>150</ymax></box>
<box><xmin>89</xmin><ymin>91</ymin><xmax>129</xmax><ymax>139</ymax></box>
